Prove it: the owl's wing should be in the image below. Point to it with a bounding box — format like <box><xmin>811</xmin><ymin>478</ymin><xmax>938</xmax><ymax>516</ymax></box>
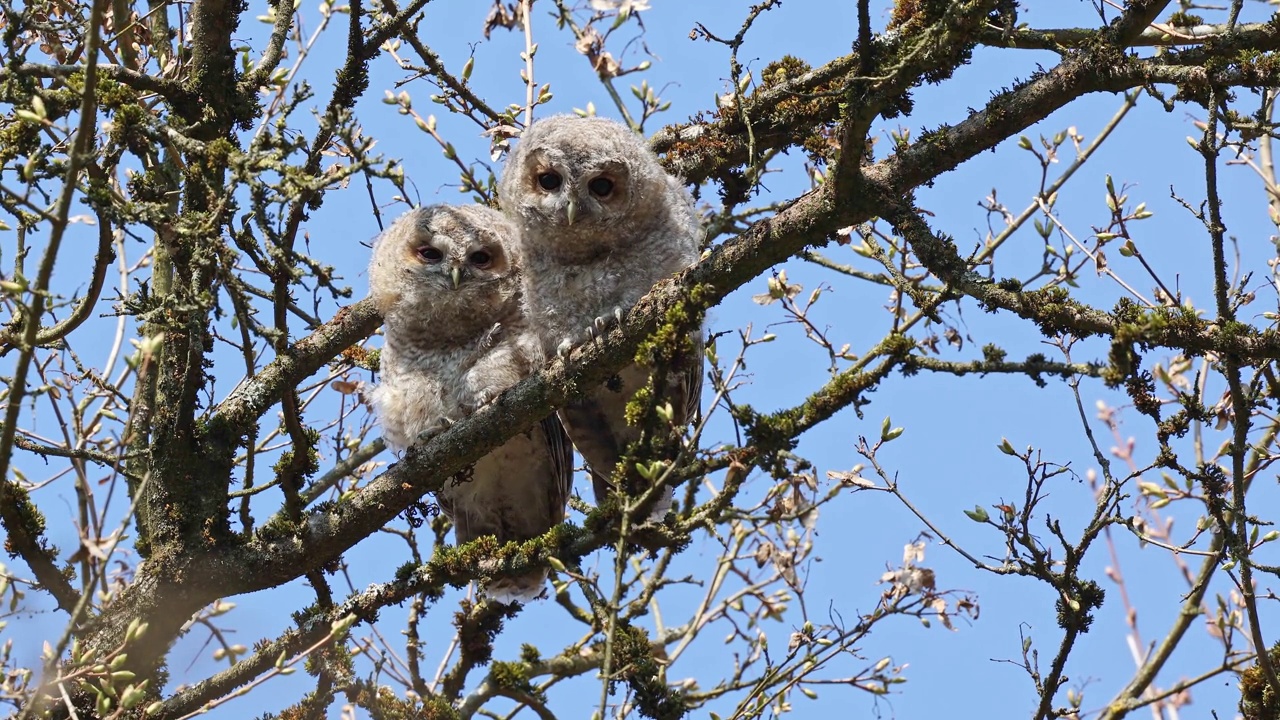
<box><xmin>563</xmin><ymin>332</ymin><xmax>704</xmax><ymax>514</ymax></box>
<box><xmin>539</xmin><ymin>413</ymin><xmax>574</xmax><ymax>524</ymax></box>
<box><xmin>652</xmin><ymin>328</ymin><xmax>704</xmax><ymax>519</ymax></box>
<box><xmin>679</xmin><ymin>329</ymin><xmax>705</xmax><ymax>427</ymax></box>
<box><xmin>475</xmin><ymin>416</ymin><xmax>574</xmax><ymax>604</ymax></box>
<box><xmin>433</xmin><ymin>470</ymin><xmax>462</xmax><ymax>536</ymax></box>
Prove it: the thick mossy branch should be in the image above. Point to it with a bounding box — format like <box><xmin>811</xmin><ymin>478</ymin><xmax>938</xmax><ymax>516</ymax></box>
<box><xmin>900</xmin><ymin>354</ymin><xmax>1103</xmax><ymax>388</ymax></box>
<box><xmin>887</xmin><ymin>203</ymin><xmax>1280</xmax><ymax>359</ymax></box>
<box><xmin>978</xmin><ymin>20</ymin><xmax>1278</xmax><ymax>51</ymax></box>
<box><xmin>0</xmin><ymin>481</ymin><xmax>75</xmax><ymax>611</ymax></box>
<box><xmin>154</xmin><ymin>508</ymin><xmax>700</xmax><ymax>718</ymax></box>
<box><xmin>609</xmin><ymin>623</ymin><xmax>687</xmax><ymax>720</ymax></box>
<box><xmin>186</xmin><ymin>0</ymin><xmax>256</xmax><ymax>137</ymax></box>
<box><xmin>209</xmin><ymin>297</ymin><xmax>382</xmax><ymax>438</ymax></box>
<box><xmin>438</xmin><ymin>599</ymin><xmax>519</xmax><ymax>700</ymax></box>
<box><xmin>1242</xmin><ymin>642</ymin><xmax>1280</xmax><ymax>720</ymax></box>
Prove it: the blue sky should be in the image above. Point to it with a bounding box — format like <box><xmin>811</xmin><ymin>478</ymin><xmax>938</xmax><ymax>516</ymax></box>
<box><xmin>9</xmin><ymin>1</ymin><xmax>1280</xmax><ymax>718</ymax></box>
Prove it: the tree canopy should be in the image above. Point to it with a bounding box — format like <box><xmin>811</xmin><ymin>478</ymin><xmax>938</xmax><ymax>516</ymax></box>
<box><xmin>3</xmin><ymin>0</ymin><xmax>1280</xmax><ymax>718</ymax></box>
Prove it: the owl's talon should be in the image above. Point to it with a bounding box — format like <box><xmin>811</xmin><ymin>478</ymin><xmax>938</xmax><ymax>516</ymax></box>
<box><xmin>479</xmin><ymin>322</ymin><xmax>503</xmax><ymax>349</ymax></box>
<box><xmin>418</xmin><ymin>416</ymin><xmax>455</xmax><ymax>443</ymax></box>
<box><xmin>469</xmin><ymin>388</ymin><xmax>500</xmax><ymax>412</ymax></box>
<box><xmin>556</xmin><ymin>338</ymin><xmax>575</xmax><ymax>358</ymax></box>
<box><xmin>585</xmin><ymin>309</ymin><xmax>624</xmax><ymax>339</ymax></box>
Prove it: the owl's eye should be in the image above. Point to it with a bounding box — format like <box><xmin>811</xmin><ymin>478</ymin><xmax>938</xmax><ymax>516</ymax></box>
<box><xmin>587</xmin><ymin>176</ymin><xmax>614</xmax><ymax>197</ymax></box>
<box><xmin>469</xmin><ymin>250</ymin><xmax>494</xmax><ymax>268</ymax></box>
<box><xmin>537</xmin><ymin>172</ymin><xmax>562</xmax><ymax>191</ymax></box>
<box><xmin>417</xmin><ymin>246</ymin><xmax>444</xmax><ymax>263</ymax></box>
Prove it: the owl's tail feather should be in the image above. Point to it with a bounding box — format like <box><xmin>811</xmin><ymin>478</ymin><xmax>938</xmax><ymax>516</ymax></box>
<box><xmin>483</xmin><ymin>568</ymin><xmax>550</xmax><ymax>605</ymax></box>
<box><xmin>645</xmin><ymin>486</ymin><xmax>675</xmax><ymax>524</ymax></box>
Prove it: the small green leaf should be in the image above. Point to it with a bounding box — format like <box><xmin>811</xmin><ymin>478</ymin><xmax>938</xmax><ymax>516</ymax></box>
<box><xmin>1137</xmin><ymin>481</ymin><xmax>1167</xmax><ymax>499</ymax></box>
<box><xmin>120</xmin><ymin>682</ymin><xmax>148</xmax><ymax>709</ymax></box>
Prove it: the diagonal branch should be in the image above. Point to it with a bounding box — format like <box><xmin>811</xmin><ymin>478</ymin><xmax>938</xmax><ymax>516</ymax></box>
<box><xmin>209</xmin><ymin>297</ymin><xmax>382</xmax><ymax>434</ymax></box>
<box><xmin>1106</xmin><ymin>0</ymin><xmax>1175</xmax><ymax>46</ymax></box>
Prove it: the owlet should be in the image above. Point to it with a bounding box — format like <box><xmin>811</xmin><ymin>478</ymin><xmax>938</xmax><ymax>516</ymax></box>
<box><xmin>498</xmin><ymin>115</ymin><xmax>704</xmax><ymax>520</ymax></box>
<box><xmin>368</xmin><ymin>204</ymin><xmax>572</xmax><ymax>602</ymax></box>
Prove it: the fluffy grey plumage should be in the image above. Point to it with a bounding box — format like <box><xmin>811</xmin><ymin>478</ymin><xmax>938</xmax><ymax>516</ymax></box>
<box><xmin>368</xmin><ymin>204</ymin><xmax>572</xmax><ymax>603</ymax></box>
<box><xmin>498</xmin><ymin>115</ymin><xmax>703</xmax><ymax>519</ymax></box>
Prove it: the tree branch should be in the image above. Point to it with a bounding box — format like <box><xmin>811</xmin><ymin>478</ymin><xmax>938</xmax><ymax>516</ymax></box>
<box><xmin>0</xmin><ymin>0</ymin><xmax>109</xmax><ymax>615</ymax></box>
<box><xmin>0</xmin><ymin>207</ymin><xmax>114</xmax><ymax>351</ymax></box>
<box><xmin>210</xmin><ymin>298</ymin><xmax>381</xmax><ymax>435</ymax></box>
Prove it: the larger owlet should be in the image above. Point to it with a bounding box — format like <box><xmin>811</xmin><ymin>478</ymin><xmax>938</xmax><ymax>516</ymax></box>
<box><xmin>498</xmin><ymin>115</ymin><xmax>703</xmax><ymax>519</ymax></box>
<box><xmin>368</xmin><ymin>204</ymin><xmax>572</xmax><ymax>602</ymax></box>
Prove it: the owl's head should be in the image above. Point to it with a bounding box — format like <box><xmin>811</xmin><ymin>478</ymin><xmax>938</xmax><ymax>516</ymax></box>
<box><xmin>368</xmin><ymin>204</ymin><xmax>520</xmax><ymax>323</ymax></box>
<box><xmin>499</xmin><ymin>115</ymin><xmax>672</xmax><ymax>258</ymax></box>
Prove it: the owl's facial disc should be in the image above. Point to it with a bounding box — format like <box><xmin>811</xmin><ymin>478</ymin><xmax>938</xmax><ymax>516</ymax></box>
<box><xmin>410</xmin><ymin>230</ymin><xmax>505</xmax><ymax>291</ymax></box>
<box><xmin>522</xmin><ymin>151</ymin><xmax>627</xmax><ymax>231</ymax></box>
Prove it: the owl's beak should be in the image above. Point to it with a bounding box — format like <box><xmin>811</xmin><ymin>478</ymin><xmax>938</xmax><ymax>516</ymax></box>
<box><xmin>451</xmin><ymin>266</ymin><xmax>462</xmax><ymax>290</ymax></box>
<box><xmin>565</xmin><ymin>197</ymin><xmax>578</xmax><ymax>226</ymax></box>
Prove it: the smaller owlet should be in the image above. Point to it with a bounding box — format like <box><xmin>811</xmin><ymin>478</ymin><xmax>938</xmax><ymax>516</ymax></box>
<box><xmin>498</xmin><ymin>115</ymin><xmax>704</xmax><ymax>520</ymax></box>
<box><xmin>368</xmin><ymin>204</ymin><xmax>572</xmax><ymax>603</ymax></box>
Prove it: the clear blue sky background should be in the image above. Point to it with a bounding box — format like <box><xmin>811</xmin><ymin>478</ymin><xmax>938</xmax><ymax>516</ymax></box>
<box><xmin>11</xmin><ymin>1</ymin><xmax>1280</xmax><ymax>718</ymax></box>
